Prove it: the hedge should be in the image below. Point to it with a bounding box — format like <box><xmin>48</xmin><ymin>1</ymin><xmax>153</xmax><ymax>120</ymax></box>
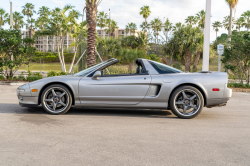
<box><xmin>32</xmin><ymin>51</ymin><xmax>77</xmax><ymax>63</ymax></box>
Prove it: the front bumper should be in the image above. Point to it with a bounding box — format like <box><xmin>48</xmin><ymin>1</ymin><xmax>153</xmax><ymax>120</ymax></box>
<box><xmin>17</xmin><ymin>83</ymin><xmax>39</xmax><ymax>107</ymax></box>
<box><xmin>19</xmin><ymin>102</ymin><xmax>38</xmax><ymax>108</ymax></box>
<box><xmin>17</xmin><ymin>95</ymin><xmax>39</xmax><ymax>106</ymax></box>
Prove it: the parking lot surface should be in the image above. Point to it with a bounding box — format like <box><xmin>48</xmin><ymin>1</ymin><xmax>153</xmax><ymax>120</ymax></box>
<box><xmin>0</xmin><ymin>85</ymin><xmax>250</xmax><ymax>166</ymax></box>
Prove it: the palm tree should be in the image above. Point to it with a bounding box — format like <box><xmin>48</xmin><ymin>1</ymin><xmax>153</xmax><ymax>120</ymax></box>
<box><xmin>42</xmin><ymin>5</ymin><xmax>80</xmax><ymax>72</ymax></box>
<box><xmin>173</xmin><ymin>22</ymin><xmax>183</xmax><ymax>31</ymax></box>
<box><xmin>172</xmin><ymin>25</ymin><xmax>203</xmax><ymax>72</ymax></box>
<box><xmin>0</xmin><ymin>8</ymin><xmax>8</xmax><ymax>28</ymax></box>
<box><xmin>225</xmin><ymin>0</ymin><xmax>239</xmax><ymax>46</ymax></box>
<box><xmin>150</xmin><ymin>18</ymin><xmax>162</xmax><ymax>45</ymax></box>
<box><xmin>85</xmin><ymin>0</ymin><xmax>103</xmax><ymax>68</ymax></box>
<box><xmin>235</xmin><ymin>17</ymin><xmax>245</xmax><ymax>32</ymax></box>
<box><xmin>185</xmin><ymin>16</ymin><xmax>196</xmax><ymax>26</ymax></box>
<box><xmin>69</xmin><ymin>22</ymin><xmax>87</xmax><ymax>73</ymax></box>
<box><xmin>13</xmin><ymin>12</ymin><xmax>24</xmax><ymax>30</ymax></box>
<box><xmin>140</xmin><ymin>21</ymin><xmax>150</xmax><ymax>32</ymax></box>
<box><xmin>109</xmin><ymin>20</ymin><xmax>119</xmax><ymax>37</ymax></box>
<box><xmin>22</xmin><ymin>3</ymin><xmax>36</xmax><ymax>37</ymax></box>
<box><xmin>163</xmin><ymin>18</ymin><xmax>172</xmax><ymax>42</ymax></box>
<box><xmin>97</xmin><ymin>11</ymin><xmax>108</xmax><ymax>38</ymax></box>
<box><xmin>126</xmin><ymin>22</ymin><xmax>137</xmax><ymax>36</ymax></box>
<box><xmin>212</xmin><ymin>21</ymin><xmax>222</xmax><ymax>39</ymax></box>
<box><xmin>196</xmin><ymin>10</ymin><xmax>206</xmax><ymax>30</ymax></box>
<box><xmin>223</xmin><ymin>16</ymin><xmax>235</xmax><ymax>31</ymax></box>
<box><xmin>241</xmin><ymin>10</ymin><xmax>250</xmax><ymax>32</ymax></box>
<box><xmin>36</xmin><ymin>6</ymin><xmax>50</xmax><ymax>30</ymax></box>
<box><xmin>140</xmin><ymin>6</ymin><xmax>151</xmax><ymax>32</ymax></box>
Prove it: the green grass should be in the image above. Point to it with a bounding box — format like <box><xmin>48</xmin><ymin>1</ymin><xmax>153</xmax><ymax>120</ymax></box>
<box><xmin>19</xmin><ymin>63</ymin><xmax>79</xmax><ymax>73</ymax></box>
<box><xmin>19</xmin><ymin>63</ymin><xmax>137</xmax><ymax>74</ymax></box>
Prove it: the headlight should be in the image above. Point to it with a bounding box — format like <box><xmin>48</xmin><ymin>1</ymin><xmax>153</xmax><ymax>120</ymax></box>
<box><xmin>19</xmin><ymin>89</ymin><xmax>25</xmax><ymax>92</ymax></box>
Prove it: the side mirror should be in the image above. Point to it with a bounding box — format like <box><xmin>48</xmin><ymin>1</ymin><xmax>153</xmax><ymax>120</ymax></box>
<box><xmin>92</xmin><ymin>71</ymin><xmax>101</xmax><ymax>80</ymax></box>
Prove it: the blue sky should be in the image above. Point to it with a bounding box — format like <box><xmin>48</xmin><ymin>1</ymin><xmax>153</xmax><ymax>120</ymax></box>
<box><xmin>1</xmin><ymin>0</ymin><xmax>250</xmax><ymax>42</ymax></box>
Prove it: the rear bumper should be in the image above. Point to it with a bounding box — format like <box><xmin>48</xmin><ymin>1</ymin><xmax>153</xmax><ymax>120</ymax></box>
<box><xmin>206</xmin><ymin>102</ymin><xmax>227</xmax><ymax>108</ymax></box>
<box><xmin>206</xmin><ymin>88</ymin><xmax>232</xmax><ymax>107</ymax></box>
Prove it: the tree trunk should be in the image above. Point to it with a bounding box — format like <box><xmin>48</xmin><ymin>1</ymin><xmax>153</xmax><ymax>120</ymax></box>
<box><xmin>128</xmin><ymin>63</ymin><xmax>132</xmax><ymax>73</ymax></box>
<box><xmin>228</xmin><ymin>7</ymin><xmax>233</xmax><ymax>48</ymax></box>
<box><xmin>169</xmin><ymin>52</ymin><xmax>174</xmax><ymax>66</ymax></box>
<box><xmin>193</xmin><ymin>51</ymin><xmax>201</xmax><ymax>72</ymax></box>
<box><xmin>60</xmin><ymin>35</ymin><xmax>66</xmax><ymax>72</ymax></box>
<box><xmin>185</xmin><ymin>50</ymin><xmax>192</xmax><ymax>72</ymax></box>
<box><xmin>57</xmin><ymin>39</ymin><xmax>64</xmax><ymax>71</ymax></box>
<box><xmin>86</xmin><ymin>4</ymin><xmax>98</xmax><ymax>68</ymax></box>
<box><xmin>69</xmin><ymin>44</ymin><xmax>78</xmax><ymax>73</ymax></box>
<box><xmin>216</xmin><ymin>31</ymin><xmax>218</xmax><ymax>40</ymax></box>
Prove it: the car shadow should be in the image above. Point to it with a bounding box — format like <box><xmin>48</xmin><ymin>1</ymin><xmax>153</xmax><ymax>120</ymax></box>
<box><xmin>0</xmin><ymin>103</ymin><xmax>175</xmax><ymax>119</ymax></box>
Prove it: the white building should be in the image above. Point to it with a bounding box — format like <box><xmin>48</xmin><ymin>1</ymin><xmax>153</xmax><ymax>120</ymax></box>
<box><xmin>21</xmin><ymin>31</ymin><xmax>75</xmax><ymax>52</ymax></box>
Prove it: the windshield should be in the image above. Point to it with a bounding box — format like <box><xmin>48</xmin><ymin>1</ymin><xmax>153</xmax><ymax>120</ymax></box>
<box><xmin>148</xmin><ymin>60</ymin><xmax>183</xmax><ymax>74</ymax></box>
<box><xmin>74</xmin><ymin>59</ymin><xmax>114</xmax><ymax>77</ymax></box>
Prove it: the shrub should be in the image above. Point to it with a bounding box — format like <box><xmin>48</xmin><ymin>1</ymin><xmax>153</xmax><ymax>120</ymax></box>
<box><xmin>26</xmin><ymin>76</ymin><xmax>42</xmax><ymax>82</ymax></box>
<box><xmin>0</xmin><ymin>75</ymin><xmax>5</xmax><ymax>80</ymax></box>
<box><xmin>47</xmin><ymin>71</ymin><xmax>68</xmax><ymax>77</ymax></box>
<box><xmin>228</xmin><ymin>83</ymin><xmax>250</xmax><ymax>89</ymax></box>
<box><xmin>147</xmin><ymin>54</ymin><xmax>161</xmax><ymax>62</ymax></box>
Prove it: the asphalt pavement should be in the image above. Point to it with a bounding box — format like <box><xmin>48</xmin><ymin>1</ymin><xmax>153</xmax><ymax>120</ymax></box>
<box><xmin>0</xmin><ymin>85</ymin><xmax>250</xmax><ymax>166</ymax></box>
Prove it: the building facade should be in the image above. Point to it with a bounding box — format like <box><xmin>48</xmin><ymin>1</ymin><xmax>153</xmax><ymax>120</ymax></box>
<box><xmin>22</xmin><ymin>29</ymin><xmax>143</xmax><ymax>52</ymax></box>
<box><xmin>21</xmin><ymin>31</ymin><xmax>75</xmax><ymax>52</ymax></box>
<box><xmin>96</xmin><ymin>29</ymin><xmax>143</xmax><ymax>39</ymax></box>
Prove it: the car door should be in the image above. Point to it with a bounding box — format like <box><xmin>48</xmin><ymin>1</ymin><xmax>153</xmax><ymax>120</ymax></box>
<box><xmin>78</xmin><ymin>75</ymin><xmax>151</xmax><ymax>105</ymax></box>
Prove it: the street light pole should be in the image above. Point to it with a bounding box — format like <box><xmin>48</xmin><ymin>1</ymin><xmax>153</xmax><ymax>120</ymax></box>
<box><xmin>10</xmin><ymin>1</ymin><xmax>13</xmax><ymax>30</ymax></box>
<box><xmin>202</xmin><ymin>0</ymin><xmax>211</xmax><ymax>71</ymax></box>
<box><xmin>109</xmin><ymin>8</ymin><xmax>110</xmax><ymax>38</ymax></box>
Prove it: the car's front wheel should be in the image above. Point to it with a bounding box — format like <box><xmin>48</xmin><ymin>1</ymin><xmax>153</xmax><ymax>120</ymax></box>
<box><xmin>41</xmin><ymin>84</ymin><xmax>72</xmax><ymax>115</ymax></box>
<box><xmin>170</xmin><ymin>86</ymin><xmax>204</xmax><ymax>119</ymax></box>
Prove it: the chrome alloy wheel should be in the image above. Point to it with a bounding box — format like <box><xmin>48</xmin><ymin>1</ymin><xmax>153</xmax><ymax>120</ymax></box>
<box><xmin>42</xmin><ymin>87</ymin><xmax>69</xmax><ymax>114</ymax></box>
<box><xmin>173</xmin><ymin>89</ymin><xmax>201</xmax><ymax>117</ymax></box>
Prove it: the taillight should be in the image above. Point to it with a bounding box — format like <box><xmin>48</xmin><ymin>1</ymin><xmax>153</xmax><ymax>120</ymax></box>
<box><xmin>212</xmin><ymin>88</ymin><xmax>220</xmax><ymax>91</ymax></box>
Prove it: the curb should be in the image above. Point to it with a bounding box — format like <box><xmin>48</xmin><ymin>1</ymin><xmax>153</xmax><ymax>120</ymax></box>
<box><xmin>0</xmin><ymin>81</ymin><xmax>27</xmax><ymax>86</ymax></box>
<box><xmin>231</xmin><ymin>88</ymin><xmax>250</xmax><ymax>92</ymax></box>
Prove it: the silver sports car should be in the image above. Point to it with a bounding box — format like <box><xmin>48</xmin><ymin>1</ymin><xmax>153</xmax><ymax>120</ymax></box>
<box><xmin>17</xmin><ymin>58</ymin><xmax>232</xmax><ymax>119</ymax></box>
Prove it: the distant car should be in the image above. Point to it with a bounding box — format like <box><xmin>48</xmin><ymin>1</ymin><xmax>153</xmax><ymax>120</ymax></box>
<box><xmin>17</xmin><ymin>58</ymin><xmax>232</xmax><ymax>119</ymax></box>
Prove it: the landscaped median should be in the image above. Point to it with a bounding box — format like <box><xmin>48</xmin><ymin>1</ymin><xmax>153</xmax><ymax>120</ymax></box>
<box><xmin>227</xmin><ymin>83</ymin><xmax>250</xmax><ymax>92</ymax></box>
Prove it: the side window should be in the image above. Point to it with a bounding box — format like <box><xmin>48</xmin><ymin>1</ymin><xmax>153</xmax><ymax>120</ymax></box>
<box><xmin>148</xmin><ymin>60</ymin><xmax>182</xmax><ymax>74</ymax></box>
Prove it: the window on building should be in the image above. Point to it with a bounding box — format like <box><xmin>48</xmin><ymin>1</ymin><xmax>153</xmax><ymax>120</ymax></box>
<box><xmin>122</xmin><ymin>31</ymin><xmax>124</xmax><ymax>34</ymax></box>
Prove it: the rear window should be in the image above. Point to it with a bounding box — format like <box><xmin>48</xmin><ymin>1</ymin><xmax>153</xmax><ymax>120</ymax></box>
<box><xmin>148</xmin><ymin>60</ymin><xmax>183</xmax><ymax>74</ymax></box>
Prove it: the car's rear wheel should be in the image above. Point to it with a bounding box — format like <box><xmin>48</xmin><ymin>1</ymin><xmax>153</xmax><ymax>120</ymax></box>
<box><xmin>170</xmin><ymin>86</ymin><xmax>204</xmax><ymax>119</ymax></box>
<box><xmin>41</xmin><ymin>84</ymin><xmax>72</xmax><ymax>115</ymax></box>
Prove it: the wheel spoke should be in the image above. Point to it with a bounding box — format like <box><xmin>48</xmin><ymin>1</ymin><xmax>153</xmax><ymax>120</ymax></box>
<box><xmin>190</xmin><ymin>102</ymin><xmax>198</xmax><ymax>110</ymax></box>
<box><xmin>59</xmin><ymin>92</ymin><xmax>66</xmax><ymax>98</ymax></box>
<box><xmin>183</xmin><ymin>106</ymin><xmax>188</xmax><ymax>114</ymax></box>
<box><xmin>175</xmin><ymin>100</ymin><xmax>184</xmax><ymax>105</ymax></box>
<box><xmin>51</xmin><ymin>89</ymin><xmax>57</xmax><ymax>97</ymax></box>
<box><xmin>189</xmin><ymin>95</ymin><xmax>196</xmax><ymax>100</ymax></box>
<box><xmin>182</xmin><ymin>91</ymin><xmax>188</xmax><ymax>99</ymax></box>
<box><xmin>59</xmin><ymin>101</ymin><xmax>66</xmax><ymax>107</ymax></box>
<box><xmin>44</xmin><ymin>98</ymin><xmax>53</xmax><ymax>102</ymax></box>
<box><xmin>53</xmin><ymin>102</ymin><xmax>57</xmax><ymax>111</ymax></box>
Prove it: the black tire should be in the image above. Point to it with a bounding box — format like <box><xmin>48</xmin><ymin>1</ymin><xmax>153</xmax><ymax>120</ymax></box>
<box><xmin>41</xmin><ymin>84</ymin><xmax>72</xmax><ymax>115</ymax></box>
<box><xmin>170</xmin><ymin>86</ymin><xmax>204</xmax><ymax>119</ymax></box>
